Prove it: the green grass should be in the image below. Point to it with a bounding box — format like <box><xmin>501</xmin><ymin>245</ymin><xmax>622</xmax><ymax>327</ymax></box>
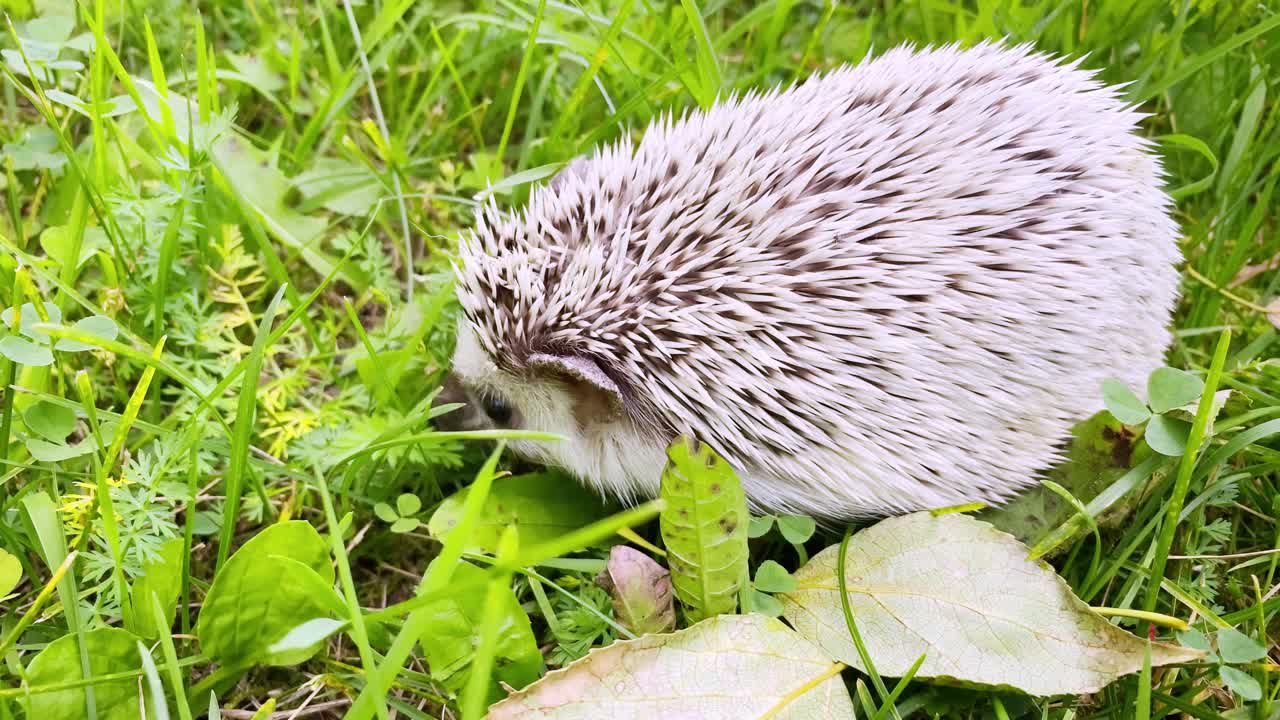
<box><xmin>1</xmin><ymin>0</ymin><xmax>1279</xmax><ymax>717</ymax></box>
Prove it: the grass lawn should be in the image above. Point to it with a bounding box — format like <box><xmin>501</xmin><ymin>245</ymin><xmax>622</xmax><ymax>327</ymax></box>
<box><xmin>2</xmin><ymin>0</ymin><xmax>1279</xmax><ymax>717</ymax></box>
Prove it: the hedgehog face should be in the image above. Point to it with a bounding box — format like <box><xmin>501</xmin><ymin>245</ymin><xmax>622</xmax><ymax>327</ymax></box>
<box><xmin>442</xmin><ymin>321</ymin><xmax>668</xmax><ymax>502</ymax></box>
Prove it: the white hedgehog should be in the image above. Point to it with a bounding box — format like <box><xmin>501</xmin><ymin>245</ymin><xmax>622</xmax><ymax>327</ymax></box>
<box><xmin>443</xmin><ymin>42</ymin><xmax>1181</xmax><ymax>519</ymax></box>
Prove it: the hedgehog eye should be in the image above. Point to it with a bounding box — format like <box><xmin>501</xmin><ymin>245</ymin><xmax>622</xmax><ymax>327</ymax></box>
<box><xmin>482</xmin><ymin>394</ymin><xmax>513</xmax><ymax>426</ymax></box>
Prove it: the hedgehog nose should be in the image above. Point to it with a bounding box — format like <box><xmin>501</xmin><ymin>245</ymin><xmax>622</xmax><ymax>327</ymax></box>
<box><xmin>433</xmin><ymin>373</ymin><xmax>470</xmax><ymax>431</ymax></box>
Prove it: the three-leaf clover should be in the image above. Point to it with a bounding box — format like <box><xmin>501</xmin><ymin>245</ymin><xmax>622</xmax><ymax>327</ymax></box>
<box><xmin>748</xmin><ymin>513</ymin><xmax>818</xmax><ymax>564</ymax></box>
<box><xmin>1102</xmin><ymin>367</ymin><xmax>1225</xmax><ymax>456</ymax></box>
<box><xmin>374</xmin><ymin>493</ymin><xmax>423</xmax><ymax>533</ymax></box>
<box><xmin>0</xmin><ymin>302</ymin><xmax>119</xmax><ymax>368</ymax></box>
<box><xmin>23</xmin><ymin>400</ymin><xmax>89</xmax><ymax>462</ymax></box>
<box><xmin>1178</xmin><ymin>626</ymin><xmax>1268</xmax><ymax>702</ymax></box>
<box><xmin>747</xmin><ymin>514</ymin><xmax>817</xmax><ymax>544</ymax></box>
<box><xmin>748</xmin><ymin>559</ymin><xmax>796</xmax><ymax>617</ymax></box>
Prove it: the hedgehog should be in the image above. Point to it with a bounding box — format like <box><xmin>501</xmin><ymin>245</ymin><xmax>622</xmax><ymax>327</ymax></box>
<box><xmin>441</xmin><ymin>41</ymin><xmax>1181</xmax><ymax>520</ymax></box>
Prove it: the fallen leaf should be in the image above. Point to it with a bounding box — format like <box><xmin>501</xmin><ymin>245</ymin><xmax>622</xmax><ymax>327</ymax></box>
<box><xmin>781</xmin><ymin>512</ymin><xmax>1202</xmax><ymax>696</ymax></box>
<box><xmin>488</xmin><ymin>614</ymin><xmax>854</xmax><ymax>719</ymax></box>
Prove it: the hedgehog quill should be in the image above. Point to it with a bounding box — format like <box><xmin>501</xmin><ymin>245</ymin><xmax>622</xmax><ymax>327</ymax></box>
<box><xmin>442</xmin><ymin>42</ymin><xmax>1180</xmax><ymax>520</ymax></box>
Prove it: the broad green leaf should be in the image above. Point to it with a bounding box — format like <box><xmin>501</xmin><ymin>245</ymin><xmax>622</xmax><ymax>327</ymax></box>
<box><xmin>24</xmin><ymin>628</ymin><xmax>143</xmax><ymax>719</ymax></box>
<box><xmin>417</xmin><ymin>560</ymin><xmax>543</xmax><ymax>700</ymax></box>
<box><xmin>225</xmin><ymin>52</ymin><xmax>285</xmax><ymax>93</ymax></box>
<box><xmin>427</xmin><ymin>471</ymin><xmax>610</xmax><ymax>554</ymax></box>
<box><xmin>0</xmin><ymin>548</ymin><xmax>21</xmax><ymax>598</ymax></box>
<box><xmin>659</xmin><ymin>436</ymin><xmax>749</xmax><ymax>622</ymax></box>
<box><xmin>210</xmin><ymin>136</ymin><xmax>369</xmax><ymax>291</ymax></box>
<box><xmin>123</xmin><ymin>538</ymin><xmax>183</xmax><ymax>639</ymax></box>
<box><xmin>780</xmin><ymin>512</ymin><xmax>1202</xmax><ymax>696</ymax></box>
<box><xmin>1102</xmin><ymin>379</ymin><xmax>1151</xmax><ymax>425</ymax></box>
<box><xmin>2</xmin><ymin>126</ymin><xmax>65</xmax><ymax>171</ymax></box>
<box><xmin>23</xmin><ymin>399</ymin><xmax>75</xmax><ymax>441</ymax></box>
<box><xmin>0</xmin><ymin>336</ymin><xmax>53</xmax><ymax>366</ymax></box>
<box><xmin>595</xmin><ymin>545</ymin><xmax>675</xmax><ymax>635</ymax></box>
<box><xmin>54</xmin><ymin>315</ymin><xmax>119</xmax><ymax>351</ymax></box>
<box><xmin>777</xmin><ymin>515</ymin><xmax>817</xmax><ymax>544</ymax></box>
<box><xmin>196</xmin><ymin>521</ymin><xmax>343</xmax><ymax>669</ymax></box>
<box><xmin>753</xmin><ymin>560</ymin><xmax>796</xmax><ymax>593</ymax></box>
<box><xmin>1220</xmin><ymin>666</ymin><xmax>1262</xmax><ymax>701</ymax></box>
<box><xmin>488</xmin><ymin>614</ymin><xmax>854</xmax><ymax>719</ymax></box>
<box><xmin>1145</xmin><ymin>415</ymin><xmax>1191</xmax><ymax>456</ymax></box>
<box><xmin>292</xmin><ymin>157</ymin><xmax>383</xmax><ymax>216</ymax></box>
<box><xmin>1147</xmin><ymin>367</ymin><xmax>1204</xmax><ymax>414</ymax></box>
<box><xmin>267</xmin><ymin>618</ymin><xmax>347</xmax><ymax>658</ymax></box>
<box><xmin>1217</xmin><ymin>627</ymin><xmax>1267</xmax><ymax>664</ymax></box>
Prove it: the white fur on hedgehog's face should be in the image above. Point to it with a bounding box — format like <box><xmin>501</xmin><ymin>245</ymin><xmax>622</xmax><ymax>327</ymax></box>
<box><xmin>443</xmin><ymin>322</ymin><xmax>667</xmax><ymax>503</ymax></box>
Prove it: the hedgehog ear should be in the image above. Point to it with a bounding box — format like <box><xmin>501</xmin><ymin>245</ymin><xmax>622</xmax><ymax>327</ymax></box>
<box><xmin>528</xmin><ymin>353</ymin><xmax>624</xmax><ymax>426</ymax></box>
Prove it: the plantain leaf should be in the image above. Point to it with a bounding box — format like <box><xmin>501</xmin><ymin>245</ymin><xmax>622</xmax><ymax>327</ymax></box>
<box><xmin>487</xmin><ymin>614</ymin><xmax>854</xmax><ymax>719</ymax></box>
<box><xmin>427</xmin><ymin>471</ymin><xmax>610</xmax><ymax>554</ymax></box>
<box><xmin>24</xmin><ymin>628</ymin><xmax>143</xmax><ymax>719</ymax></box>
<box><xmin>780</xmin><ymin>512</ymin><xmax>1202</xmax><ymax>696</ymax></box>
<box><xmin>417</xmin><ymin>560</ymin><xmax>543</xmax><ymax>701</ymax></box>
<box><xmin>196</xmin><ymin>521</ymin><xmax>343</xmax><ymax>669</ymax></box>
<box><xmin>658</xmin><ymin>436</ymin><xmax>749</xmax><ymax>622</ymax></box>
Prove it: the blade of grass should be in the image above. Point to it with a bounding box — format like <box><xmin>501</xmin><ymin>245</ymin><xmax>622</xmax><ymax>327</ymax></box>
<box><xmin>216</xmin><ymin>285</ymin><xmax>287</xmax><ymax>569</ymax></box>
<box><xmin>341</xmin><ymin>0</ymin><xmax>415</xmax><ymax>300</ymax></box>
<box><xmin>0</xmin><ymin>549</ymin><xmax>76</xmax><ymax>659</ymax></box>
<box><xmin>137</xmin><ymin>640</ymin><xmax>173</xmax><ymax>720</ymax></box>
<box><xmin>1142</xmin><ymin>329</ymin><xmax>1233</xmax><ymax>618</ymax></box>
<box><xmin>151</xmin><ymin>591</ymin><xmax>194</xmax><ymax>720</ymax></box>
<box><xmin>313</xmin><ymin>466</ymin><xmax>389</xmax><ymax>720</ymax></box>
<box><xmin>837</xmin><ymin>524</ymin><xmax>901</xmax><ymax>720</ymax></box>
<box><xmin>21</xmin><ymin>491</ymin><xmax>95</xmax><ymax>719</ymax></box>
<box><xmin>460</xmin><ymin>527</ymin><xmax>519</xmax><ymax>720</ymax></box>
<box><xmin>347</xmin><ymin>443</ymin><xmax>508</xmax><ymax>720</ymax></box>
<box><xmin>495</xmin><ymin>0</ymin><xmax>549</xmax><ymax>164</ymax></box>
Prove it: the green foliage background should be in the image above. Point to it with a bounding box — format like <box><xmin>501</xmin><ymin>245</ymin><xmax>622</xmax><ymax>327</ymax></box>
<box><xmin>1</xmin><ymin>0</ymin><xmax>1280</xmax><ymax>717</ymax></box>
